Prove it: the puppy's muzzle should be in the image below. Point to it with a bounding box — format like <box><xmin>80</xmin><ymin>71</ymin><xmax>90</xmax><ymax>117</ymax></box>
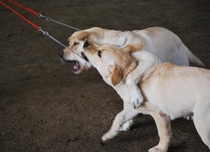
<box><xmin>59</xmin><ymin>51</ymin><xmax>64</xmax><ymax>59</ymax></box>
<box><xmin>59</xmin><ymin>51</ymin><xmax>64</xmax><ymax>62</ymax></box>
<box><xmin>59</xmin><ymin>51</ymin><xmax>67</xmax><ymax>63</ymax></box>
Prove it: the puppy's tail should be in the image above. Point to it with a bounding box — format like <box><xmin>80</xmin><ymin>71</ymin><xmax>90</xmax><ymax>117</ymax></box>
<box><xmin>184</xmin><ymin>45</ymin><xmax>205</xmax><ymax>68</ymax></box>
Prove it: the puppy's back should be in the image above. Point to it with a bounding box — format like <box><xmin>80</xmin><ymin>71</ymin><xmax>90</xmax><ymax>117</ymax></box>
<box><xmin>140</xmin><ymin>62</ymin><xmax>210</xmax><ymax>119</ymax></box>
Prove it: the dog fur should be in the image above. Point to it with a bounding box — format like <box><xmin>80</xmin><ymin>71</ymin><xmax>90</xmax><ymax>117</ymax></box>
<box><xmin>82</xmin><ymin>41</ymin><xmax>161</xmax><ymax>108</ymax></box>
<box><xmin>61</xmin><ymin>27</ymin><xmax>204</xmax><ymax>74</ymax></box>
<box><xmin>60</xmin><ymin>27</ymin><xmax>205</xmax><ymax>108</ymax></box>
<box><xmin>82</xmin><ymin>44</ymin><xmax>210</xmax><ymax>152</ymax></box>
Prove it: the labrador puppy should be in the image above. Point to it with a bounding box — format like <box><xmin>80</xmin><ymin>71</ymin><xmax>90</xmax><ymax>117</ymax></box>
<box><xmin>60</xmin><ymin>27</ymin><xmax>205</xmax><ymax>75</ymax></box>
<box><xmin>60</xmin><ymin>26</ymin><xmax>205</xmax><ymax>111</ymax></box>
<box><xmin>82</xmin><ymin>41</ymin><xmax>160</xmax><ymax>108</ymax></box>
<box><xmin>82</xmin><ymin>43</ymin><xmax>210</xmax><ymax>152</ymax></box>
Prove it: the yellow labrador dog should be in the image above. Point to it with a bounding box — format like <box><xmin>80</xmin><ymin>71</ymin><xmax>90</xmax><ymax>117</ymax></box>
<box><xmin>60</xmin><ymin>27</ymin><xmax>204</xmax><ymax>75</ymax></box>
<box><xmin>81</xmin><ymin>41</ymin><xmax>160</xmax><ymax>108</ymax></box>
<box><xmin>60</xmin><ymin>27</ymin><xmax>205</xmax><ymax>114</ymax></box>
<box><xmin>82</xmin><ymin>43</ymin><xmax>210</xmax><ymax>152</ymax></box>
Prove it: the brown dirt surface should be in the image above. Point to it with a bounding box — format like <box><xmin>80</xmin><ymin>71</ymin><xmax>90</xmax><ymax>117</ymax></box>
<box><xmin>1</xmin><ymin>0</ymin><xmax>210</xmax><ymax>152</ymax></box>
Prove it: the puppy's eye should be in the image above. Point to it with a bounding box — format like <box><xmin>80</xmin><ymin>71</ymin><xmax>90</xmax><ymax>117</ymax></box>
<box><xmin>83</xmin><ymin>41</ymin><xmax>89</xmax><ymax>48</ymax></box>
<box><xmin>98</xmin><ymin>50</ymin><xmax>102</xmax><ymax>58</ymax></box>
<box><xmin>74</xmin><ymin>42</ymin><xmax>79</xmax><ymax>46</ymax></box>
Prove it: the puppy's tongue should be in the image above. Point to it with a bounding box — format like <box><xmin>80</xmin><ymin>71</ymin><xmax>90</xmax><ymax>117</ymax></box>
<box><xmin>72</xmin><ymin>61</ymin><xmax>80</xmax><ymax>72</ymax></box>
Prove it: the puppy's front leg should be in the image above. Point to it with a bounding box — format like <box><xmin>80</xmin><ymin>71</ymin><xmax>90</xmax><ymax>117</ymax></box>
<box><xmin>119</xmin><ymin>119</ymin><xmax>134</xmax><ymax>131</ymax></box>
<box><xmin>125</xmin><ymin>57</ymin><xmax>150</xmax><ymax>108</ymax></box>
<box><xmin>126</xmin><ymin>70</ymin><xmax>144</xmax><ymax>108</ymax></box>
<box><xmin>126</xmin><ymin>51</ymin><xmax>160</xmax><ymax>108</ymax></box>
<box><xmin>127</xmin><ymin>82</ymin><xmax>144</xmax><ymax>108</ymax></box>
<box><xmin>102</xmin><ymin>103</ymin><xmax>139</xmax><ymax>142</ymax></box>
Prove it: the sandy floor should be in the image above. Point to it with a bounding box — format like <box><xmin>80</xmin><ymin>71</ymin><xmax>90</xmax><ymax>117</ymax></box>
<box><xmin>1</xmin><ymin>0</ymin><xmax>210</xmax><ymax>152</ymax></box>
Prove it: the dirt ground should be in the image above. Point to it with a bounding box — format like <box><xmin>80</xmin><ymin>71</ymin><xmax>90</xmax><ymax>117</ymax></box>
<box><xmin>1</xmin><ymin>0</ymin><xmax>210</xmax><ymax>152</ymax></box>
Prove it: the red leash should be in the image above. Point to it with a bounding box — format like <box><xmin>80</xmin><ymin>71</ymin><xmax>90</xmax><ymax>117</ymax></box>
<box><xmin>0</xmin><ymin>0</ymin><xmax>84</xmax><ymax>59</ymax></box>
<box><xmin>4</xmin><ymin>0</ymin><xmax>80</xmax><ymax>31</ymax></box>
<box><xmin>0</xmin><ymin>0</ymin><xmax>40</xmax><ymax>30</ymax></box>
<box><xmin>8</xmin><ymin>0</ymin><xmax>40</xmax><ymax>17</ymax></box>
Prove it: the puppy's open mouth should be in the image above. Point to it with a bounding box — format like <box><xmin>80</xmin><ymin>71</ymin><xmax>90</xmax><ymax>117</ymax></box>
<box><xmin>72</xmin><ymin>61</ymin><xmax>80</xmax><ymax>73</ymax></box>
<box><xmin>81</xmin><ymin>52</ymin><xmax>89</xmax><ymax>62</ymax></box>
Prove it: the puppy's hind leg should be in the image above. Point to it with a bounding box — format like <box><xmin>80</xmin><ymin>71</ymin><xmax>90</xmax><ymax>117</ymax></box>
<box><xmin>142</xmin><ymin>102</ymin><xmax>171</xmax><ymax>152</ymax></box>
<box><xmin>193</xmin><ymin>108</ymin><xmax>210</xmax><ymax>150</ymax></box>
<box><xmin>149</xmin><ymin>112</ymin><xmax>171</xmax><ymax>152</ymax></box>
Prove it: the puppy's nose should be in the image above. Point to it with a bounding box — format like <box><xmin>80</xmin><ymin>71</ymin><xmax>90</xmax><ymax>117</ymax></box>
<box><xmin>59</xmin><ymin>51</ymin><xmax>64</xmax><ymax>58</ymax></box>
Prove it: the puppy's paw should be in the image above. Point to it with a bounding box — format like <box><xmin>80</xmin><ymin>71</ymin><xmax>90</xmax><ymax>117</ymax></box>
<box><xmin>148</xmin><ymin>146</ymin><xmax>166</xmax><ymax>152</ymax></box>
<box><xmin>101</xmin><ymin>130</ymin><xmax>119</xmax><ymax>142</ymax></box>
<box><xmin>101</xmin><ymin>133</ymin><xmax>112</xmax><ymax>142</ymax></box>
<box><xmin>130</xmin><ymin>93</ymin><xmax>144</xmax><ymax>109</ymax></box>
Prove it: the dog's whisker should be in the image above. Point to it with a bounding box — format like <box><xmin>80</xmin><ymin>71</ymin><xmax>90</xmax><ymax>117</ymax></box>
<box><xmin>60</xmin><ymin>58</ymin><xmax>64</xmax><ymax>63</ymax></box>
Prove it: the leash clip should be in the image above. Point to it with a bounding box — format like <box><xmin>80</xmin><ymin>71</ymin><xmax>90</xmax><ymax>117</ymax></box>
<box><xmin>38</xmin><ymin>28</ymin><xmax>49</xmax><ymax>36</ymax></box>
<box><xmin>38</xmin><ymin>13</ymin><xmax>45</xmax><ymax>18</ymax></box>
<box><xmin>46</xmin><ymin>17</ymin><xmax>51</xmax><ymax>21</ymax></box>
<box><xmin>38</xmin><ymin>13</ymin><xmax>51</xmax><ymax>21</ymax></box>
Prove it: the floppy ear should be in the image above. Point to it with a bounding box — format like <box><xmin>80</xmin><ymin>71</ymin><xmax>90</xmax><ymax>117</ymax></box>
<box><xmin>122</xmin><ymin>61</ymin><xmax>137</xmax><ymax>81</ymax></box>
<box><xmin>77</xmin><ymin>32</ymin><xmax>90</xmax><ymax>41</ymax></box>
<box><xmin>68</xmin><ymin>31</ymin><xmax>90</xmax><ymax>42</ymax></box>
<box><xmin>109</xmin><ymin>64</ymin><xmax>123</xmax><ymax>86</ymax></box>
<box><xmin>124</xmin><ymin>44</ymin><xmax>143</xmax><ymax>53</ymax></box>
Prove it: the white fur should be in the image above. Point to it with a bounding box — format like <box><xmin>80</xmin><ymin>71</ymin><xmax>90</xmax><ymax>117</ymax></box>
<box><xmin>83</xmin><ymin>47</ymin><xmax>210</xmax><ymax>151</ymax></box>
<box><xmin>126</xmin><ymin>51</ymin><xmax>161</xmax><ymax>107</ymax></box>
<box><xmin>60</xmin><ymin>27</ymin><xmax>208</xmax><ymax>151</ymax></box>
<box><xmin>61</xmin><ymin>26</ymin><xmax>205</xmax><ymax>120</ymax></box>
<box><xmin>63</xmin><ymin>27</ymin><xmax>204</xmax><ymax>73</ymax></box>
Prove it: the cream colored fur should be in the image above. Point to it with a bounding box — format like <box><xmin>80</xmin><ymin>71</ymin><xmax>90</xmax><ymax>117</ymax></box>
<box><xmin>82</xmin><ymin>44</ymin><xmax>210</xmax><ymax>152</ymax></box>
<box><xmin>83</xmin><ymin>42</ymin><xmax>160</xmax><ymax>108</ymax></box>
<box><xmin>61</xmin><ymin>27</ymin><xmax>204</xmax><ymax>74</ymax></box>
<box><xmin>60</xmin><ymin>26</ymin><xmax>205</xmax><ymax>110</ymax></box>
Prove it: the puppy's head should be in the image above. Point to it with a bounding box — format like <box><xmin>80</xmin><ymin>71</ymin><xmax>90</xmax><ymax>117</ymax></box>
<box><xmin>83</xmin><ymin>42</ymin><xmax>137</xmax><ymax>86</ymax></box>
<box><xmin>59</xmin><ymin>30</ymin><xmax>92</xmax><ymax>74</ymax></box>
